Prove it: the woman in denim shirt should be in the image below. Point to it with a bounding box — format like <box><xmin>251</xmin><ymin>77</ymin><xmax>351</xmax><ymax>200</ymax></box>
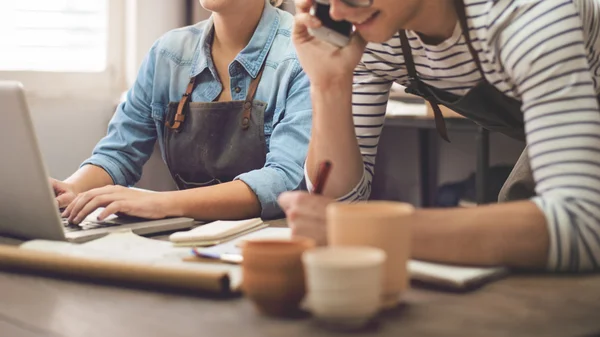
<box><xmin>54</xmin><ymin>0</ymin><xmax>312</xmax><ymax>222</ymax></box>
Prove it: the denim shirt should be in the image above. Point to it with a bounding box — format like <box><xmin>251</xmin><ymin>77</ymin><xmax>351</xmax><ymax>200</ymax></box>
<box><xmin>82</xmin><ymin>3</ymin><xmax>312</xmax><ymax>219</ymax></box>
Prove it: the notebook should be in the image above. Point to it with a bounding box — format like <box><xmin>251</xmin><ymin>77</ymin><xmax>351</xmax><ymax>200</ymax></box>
<box><xmin>195</xmin><ymin>228</ymin><xmax>508</xmax><ymax>290</ymax></box>
<box><xmin>169</xmin><ymin>218</ymin><xmax>267</xmax><ymax>247</ymax></box>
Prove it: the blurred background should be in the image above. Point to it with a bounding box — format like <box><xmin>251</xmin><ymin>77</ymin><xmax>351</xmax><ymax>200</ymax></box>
<box><xmin>0</xmin><ymin>0</ymin><xmax>522</xmax><ymax>206</ymax></box>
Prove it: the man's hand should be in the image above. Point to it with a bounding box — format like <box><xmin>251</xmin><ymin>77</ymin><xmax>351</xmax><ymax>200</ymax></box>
<box><xmin>292</xmin><ymin>0</ymin><xmax>367</xmax><ymax>88</ymax></box>
<box><xmin>278</xmin><ymin>191</ymin><xmax>335</xmax><ymax>246</ymax></box>
<box><xmin>50</xmin><ymin>178</ymin><xmax>79</xmax><ymax>209</ymax></box>
<box><xmin>61</xmin><ymin>186</ymin><xmax>176</xmax><ymax>224</ymax></box>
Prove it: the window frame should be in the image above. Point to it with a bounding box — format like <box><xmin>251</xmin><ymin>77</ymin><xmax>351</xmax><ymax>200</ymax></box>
<box><xmin>0</xmin><ymin>0</ymin><xmax>126</xmax><ymax>100</ymax></box>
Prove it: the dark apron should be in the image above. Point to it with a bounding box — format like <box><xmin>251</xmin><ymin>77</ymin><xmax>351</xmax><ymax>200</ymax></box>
<box><xmin>398</xmin><ymin>0</ymin><xmax>533</xmax><ymax>203</ymax></box>
<box><xmin>163</xmin><ymin>67</ymin><xmax>267</xmax><ymax>190</ymax></box>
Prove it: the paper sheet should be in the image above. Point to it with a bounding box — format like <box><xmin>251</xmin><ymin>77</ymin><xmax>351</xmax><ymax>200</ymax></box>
<box><xmin>197</xmin><ymin>227</ymin><xmax>291</xmax><ymax>259</ymax></box>
<box><xmin>21</xmin><ymin>230</ymin><xmax>242</xmax><ymax>289</ymax></box>
<box><xmin>386</xmin><ymin>99</ymin><xmax>428</xmax><ymax>117</ymax></box>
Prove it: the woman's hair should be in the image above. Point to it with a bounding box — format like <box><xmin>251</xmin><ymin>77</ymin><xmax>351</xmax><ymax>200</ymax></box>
<box><xmin>270</xmin><ymin>0</ymin><xmax>283</xmax><ymax>7</ymax></box>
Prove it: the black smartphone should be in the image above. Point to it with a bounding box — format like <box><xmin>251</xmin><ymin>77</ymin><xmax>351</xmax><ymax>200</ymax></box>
<box><xmin>309</xmin><ymin>0</ymin><xmax>353</xmax><ymax>47</ymax></box>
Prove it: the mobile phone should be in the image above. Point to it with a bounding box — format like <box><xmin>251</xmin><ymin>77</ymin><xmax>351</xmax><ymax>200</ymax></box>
<box><xmin>308</xmin><ymin>0</ymin><xmax>353</xmax><ymax>47</ymax></box>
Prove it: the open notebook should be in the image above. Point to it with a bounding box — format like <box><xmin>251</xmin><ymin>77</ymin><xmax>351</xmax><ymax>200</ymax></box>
<box><xmin>196</xmin><ymin>227</ymin><xmax>509</xmax><ymax>291</ymax></box>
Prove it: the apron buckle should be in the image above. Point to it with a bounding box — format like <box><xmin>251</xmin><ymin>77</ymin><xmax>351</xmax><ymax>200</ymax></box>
<box><xmin>241</xmin><ymin>117</ymin><xmax>250</xmax><ymax>129</ymax></box>
<box><xmin>166</xmin><ymin>111</ymin><xmax>187</xmax><ymax>132</ymax></box>
<box><xmin>166</xmin><ymin>77</ymin><xmax>197</xmax><ymax>131</ymax></box>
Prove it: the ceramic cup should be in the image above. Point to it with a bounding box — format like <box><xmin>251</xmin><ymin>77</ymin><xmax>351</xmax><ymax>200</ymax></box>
<box><xmin>241</xmin><ymin>237</ymin><xmax>315</xmax><ymax>317</ymax></box>
<box><xmin>327</xmin><ymin>201</ymin><xmax>414</xmax><ymax>309</ymax></box>
<box><xmin>302</xmin><ymin>246</ymin><xmax>386</xmax><ymax>330</ymax></box>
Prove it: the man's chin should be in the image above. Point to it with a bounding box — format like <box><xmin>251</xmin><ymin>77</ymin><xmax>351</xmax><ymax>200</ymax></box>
<box><xmin>356</xmin><ymin>27</ymin><xmax>398</xmax><ymax>44</ymax></box>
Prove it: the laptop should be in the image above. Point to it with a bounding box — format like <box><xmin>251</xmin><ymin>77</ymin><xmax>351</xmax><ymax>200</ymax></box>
<box><xmin>0</xmin><ymin>81</ymin><xmax>196</xmax><ymax>243</ymax></box>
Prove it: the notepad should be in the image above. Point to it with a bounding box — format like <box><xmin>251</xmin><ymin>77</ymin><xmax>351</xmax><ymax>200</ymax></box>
<box><xmin>196</xmin><ymin>228</ymin><xmax>508</xmax><ymax>291</ymax></box>
<box><xmin>408</xmin><ymin>260</ymin><xmax>508</xmax><ymax>290</ymax></box>
<box><xmin>196</xmin><ymin>227</ymin><xmax>291</xmax><ymax>263</ymax></box>
<box><xmin>169</xmin><ymin>218</ymin><xmax>267</xmax><ymax>247</ymax></box>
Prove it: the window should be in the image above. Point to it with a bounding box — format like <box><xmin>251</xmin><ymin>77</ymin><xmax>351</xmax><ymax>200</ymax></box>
<box><xmin>0</xmin><ymin>0</ymin><xmax>124</xmax><ymax>99</ymax></box>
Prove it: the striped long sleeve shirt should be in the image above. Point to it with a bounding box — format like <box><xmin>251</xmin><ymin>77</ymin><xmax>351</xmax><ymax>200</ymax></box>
<box><xmin>308</xmin><ymin>0</ymin><xmax>600</xmax><ymax>272</ymax></box>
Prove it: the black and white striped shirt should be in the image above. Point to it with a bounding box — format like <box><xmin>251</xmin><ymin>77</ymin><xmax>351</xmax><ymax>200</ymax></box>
<box><xmin>317</xmin><ymin>0</ymin><xmax>600</xmax><ymax>272</ymax></box>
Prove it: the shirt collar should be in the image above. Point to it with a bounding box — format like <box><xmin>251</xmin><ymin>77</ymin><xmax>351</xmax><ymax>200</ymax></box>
<box><xmin>189</xmin><ymin>1</ymin><xmax>280</xmax><ymax>79</ymax></box>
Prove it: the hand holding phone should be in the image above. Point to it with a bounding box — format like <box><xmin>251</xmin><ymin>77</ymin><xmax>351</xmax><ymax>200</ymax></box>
<box><xmin>308</xmin><ymin>0</ymin><xmax>353</xmax><ymax>47</ymax></box>
<box><xmin>291</xmin><ymin>0</ymin><xmax>367</xmax><ymax>88</ymax></box>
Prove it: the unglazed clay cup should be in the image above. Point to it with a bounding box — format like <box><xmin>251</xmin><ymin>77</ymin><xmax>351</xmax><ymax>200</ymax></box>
<box><xmin>327</xmin><ymin>201</ymin><xmax>414</xmax><ymax>309</ymax></box>
<box><xmin>241</xmin><ymin>237</ymin><xmax>315</xmax><ymax>317</ymax></box>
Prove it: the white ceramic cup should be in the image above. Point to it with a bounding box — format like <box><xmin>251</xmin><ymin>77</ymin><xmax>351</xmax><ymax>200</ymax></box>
<box><xmin>302</xmin><ymin>246</ymin><xmax>386</xmax><ymax>330</ymax></box>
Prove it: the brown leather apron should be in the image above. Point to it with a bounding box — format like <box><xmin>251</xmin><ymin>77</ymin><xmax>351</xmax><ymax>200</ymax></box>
<box><xmin>163</xmin><ymin>67</ymin><xmax>267</xmax><ymax>190</ymax></box>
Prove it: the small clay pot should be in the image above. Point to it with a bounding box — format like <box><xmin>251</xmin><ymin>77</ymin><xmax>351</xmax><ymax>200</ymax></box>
<box><xmin>242</xmin><ymin>237</ymin><xmax>315</xmax><ymax>317</ymax></box>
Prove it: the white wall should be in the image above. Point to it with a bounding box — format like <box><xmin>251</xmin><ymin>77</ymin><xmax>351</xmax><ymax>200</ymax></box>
<box><xmin>126</xmin><ymin>0</ymin><xmax>188</xmax><ymax>87</ymax></box>
<box><xmin>32</xmin><ymin>98</ymin><xmax>119</xmax><ymax>180</ymax></box>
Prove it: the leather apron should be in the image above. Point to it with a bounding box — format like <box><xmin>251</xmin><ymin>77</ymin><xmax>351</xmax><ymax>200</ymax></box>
<box><xmin>398</xmin><ymin>0</ymin><xmax>550</xmax><ymax>203</ymax></box>
<box><xmin>163</xmin><ymin>67</ymin><xmax>267</xmax><ymax>190</ymax></box>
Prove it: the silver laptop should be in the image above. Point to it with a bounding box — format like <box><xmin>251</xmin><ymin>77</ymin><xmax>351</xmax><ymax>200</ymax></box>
<box><xmin>0</xmin><ymin>81</ymin><xmax>195</xmax><ymax>243</ymax></box>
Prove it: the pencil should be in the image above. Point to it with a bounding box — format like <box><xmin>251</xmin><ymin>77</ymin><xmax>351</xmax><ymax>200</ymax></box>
<box><xmin>312</xmin><ymin>161</ymin><xmax>332</xmax><ymax>195</ymax></box>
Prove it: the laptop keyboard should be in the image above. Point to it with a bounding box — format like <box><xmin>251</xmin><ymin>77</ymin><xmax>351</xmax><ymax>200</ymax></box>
<box><xmin>58</xmin><ymin>206</ymin><xmax>145</xmax><ymax>233</ymax></box>
<box><xmin>61</xmin><ymin>218</ymin><xmax>123</xmax><ymax>232</ymax></box>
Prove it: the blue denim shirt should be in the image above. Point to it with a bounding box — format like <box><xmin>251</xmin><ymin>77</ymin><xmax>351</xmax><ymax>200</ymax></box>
<box><xmin>82</xmin><ymin>3</ymin><xmax>312</xmax><ymax>219</ymax></box>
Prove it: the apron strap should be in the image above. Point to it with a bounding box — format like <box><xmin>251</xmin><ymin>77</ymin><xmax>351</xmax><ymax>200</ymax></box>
<box><xmin>241</xmin><ymin>64</ymin><xmax>266</xmax><ymax>130</ymax></box>
<box><xmin>399</xmin><ymin>30</ymin><xmax>418</xmax><ymax>81</ymax></box>
<box><xmin>399</xmin><ymin>31</ymin><xmax>450</xmax><ymax>142</ymax></box>
<box><xmin>454</xmin><ymin>0</ymin><xmax>485</xmax><ymax>76</ymax></box>
<box><xmin>166</xmin><ymin>76</ymin><xmax>198</xmax><ymax>132</ymax></box>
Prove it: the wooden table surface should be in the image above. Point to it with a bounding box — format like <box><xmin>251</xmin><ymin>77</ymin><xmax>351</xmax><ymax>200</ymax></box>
<box><xmin>1</xmin><ymin>271</ymin><xmax>599</xmax><ymax>337</ymax></box>
<box><xmin>1</xmin><ymin>219</ymin><xmax>599</xmax><ymax>337</ymax></box>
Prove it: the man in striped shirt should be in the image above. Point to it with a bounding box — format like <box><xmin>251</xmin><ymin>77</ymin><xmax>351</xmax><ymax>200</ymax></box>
<box><xmin>278</xmin><ymin>0</ymin><xmax>600</xmax><ymax>272</ymax></box>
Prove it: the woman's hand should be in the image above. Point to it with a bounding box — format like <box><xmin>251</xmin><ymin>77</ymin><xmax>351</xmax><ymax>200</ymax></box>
<box><xmin>62</xmin><ymin>186</ymin><xmax>176</xmax><ymax>224</ymax></box>
<box><xmin>293</xmin><ymin>0</ymin><xmax>367</xmax><ymax>87</ymax></box>
<box><xmin>278</xmin><ymin>191</ymin><xmax>335</xmax><ymax>246</ymax></box>
<box><xmin>50</xmin><ymin>178</ymin><xmax>79</xmax><ymax>209</ymax></box>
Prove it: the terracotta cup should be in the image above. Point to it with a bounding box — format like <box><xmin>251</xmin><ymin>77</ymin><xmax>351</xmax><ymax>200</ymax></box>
<box><xmin>326</xmin><ymin>201</ymin><xmax>414</xmax><ymax>309</ymax></box>
<box><xmin>241</xmin><ymin>237</ymin><xmax>315</xmax><ymax>317</ymax></box>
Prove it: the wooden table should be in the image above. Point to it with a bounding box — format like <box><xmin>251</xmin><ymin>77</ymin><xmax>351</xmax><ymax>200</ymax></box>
<box><xmin>1</xmin><ymin>220</ymin><xmax>599</xmax><ymax>337</ymax></box>
<box><xmin>0</xmin><ymin>270</ymin><xmax>599</xmax><ymax>337</ymax></box>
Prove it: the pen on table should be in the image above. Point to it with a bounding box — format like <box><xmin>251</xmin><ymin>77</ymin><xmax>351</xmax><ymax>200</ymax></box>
<box><xmin>312</xmin><ymin>161</ymin><xmax>332</xmax><ymax>195</ymax></box>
